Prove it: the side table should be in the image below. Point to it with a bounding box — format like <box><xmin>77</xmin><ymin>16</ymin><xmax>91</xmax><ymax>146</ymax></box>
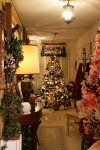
<box><xmin>66</xmin><ymin>108</ymin><xmax>80</xmax><ymax>135</ymax></box>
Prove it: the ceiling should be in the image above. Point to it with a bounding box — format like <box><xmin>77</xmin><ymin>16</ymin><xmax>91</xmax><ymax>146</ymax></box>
<box><xmin>12</xmin><ymin>0</ymin><xmax>100</xmax><ymax>42</ymax></box>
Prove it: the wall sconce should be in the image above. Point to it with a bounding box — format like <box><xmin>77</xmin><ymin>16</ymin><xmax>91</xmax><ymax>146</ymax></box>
<box><xmin>16</xmin><ymin>45</ymin><xmax>40</xmax><ymax>101</ymax></box>
<box><xmin>61</xmin><ymin>0</ymin><xmax>76</xmax><ymax>24</ymax></box>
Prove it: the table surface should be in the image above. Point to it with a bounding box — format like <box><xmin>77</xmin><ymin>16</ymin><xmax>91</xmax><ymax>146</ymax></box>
<box><xmin>35</xmin><ymin>102</ymin><xmax>43</xmax><ymax>112</ymax></box>
<box><xmin>66</xmin><ymin>108</ymin><xmax>79</xmax><ymax>118</ymax></box>
<box><xmin>66</xmin><ymin>108</ymin><xmax>80</xmax><ymax>135</ymax></box>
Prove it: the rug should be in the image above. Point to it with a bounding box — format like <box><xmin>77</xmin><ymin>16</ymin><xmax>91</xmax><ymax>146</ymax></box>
<box><xmin>38</xmin><ymin>126</ymin><xmax>67</xmax><ymax>150</ymax></box>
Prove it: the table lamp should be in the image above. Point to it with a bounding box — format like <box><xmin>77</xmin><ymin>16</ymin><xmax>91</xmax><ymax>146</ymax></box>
<box><xmin>16</xmin><ymin>45</ymin><xmax>40</xmax><ymax>102</ymax></box>
<box><xmin>16</xmin><ymin>45</ymin><xmax>40</xmax><ymax>75</ymax></box>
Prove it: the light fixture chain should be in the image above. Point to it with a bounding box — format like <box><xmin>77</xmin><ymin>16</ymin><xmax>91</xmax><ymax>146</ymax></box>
<box><xmin>50</xmin><ymin>33</ymin><xmax>58</xmax><ymax>48</ymax></box>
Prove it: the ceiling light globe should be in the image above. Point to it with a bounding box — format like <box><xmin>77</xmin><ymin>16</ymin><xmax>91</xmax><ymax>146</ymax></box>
<box><xmin>62</xmin><ymin>2</ymin><xmax>76</xmax><ymax>24</ymax></box>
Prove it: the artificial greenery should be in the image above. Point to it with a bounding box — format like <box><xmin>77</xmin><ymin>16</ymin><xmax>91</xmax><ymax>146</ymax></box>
<box><xmin>4</xmin><ymin>28</ymin><xmax>23</xmax><ymax>83</ymax></box>
<box><xmin>0</xmin><ymin>144</ymin><xmax>7</xmax><ymax>150</ymax></box>
<box><xmin>4</xmin><ymin>29</ymin><xmax>23</xmax><ymax>59</ymax></box>
<box><xmin>0</xmin><ymin>25</ymin><xmax>24</xmax><ymax>140</ymax></box>
<box><xmin>0</xmin><ymin>91</ymin><xmax>23</xmax><ymax>139</ymax></box>
<box><xmin>21</xmin><ymin>125</ymin><xmax>32</xmax><ymax>150</ymax></box>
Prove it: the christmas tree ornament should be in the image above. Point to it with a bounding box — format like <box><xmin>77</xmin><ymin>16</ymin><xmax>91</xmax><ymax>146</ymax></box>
<box><xmin>40</xmin><ymin>54</ymin><xmax>69</xmax><ymax>110</ymax></box>
<box><xmin>77</xmin><ymin>29</ymin><xmax>100</xmax><ymax>148</ymax></box>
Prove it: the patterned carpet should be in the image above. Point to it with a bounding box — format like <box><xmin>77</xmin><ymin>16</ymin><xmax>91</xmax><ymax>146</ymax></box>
<box><xmin>38</xmin><ymin>126</ymin><xmax>67</xmax><ymax>150</ymax></box>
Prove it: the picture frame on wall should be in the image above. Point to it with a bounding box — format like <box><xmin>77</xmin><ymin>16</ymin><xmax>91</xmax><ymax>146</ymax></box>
<box><xmin>41</xmin><ymin>42</ymin><xmax>66</xmax><ymax>57</ymax></box>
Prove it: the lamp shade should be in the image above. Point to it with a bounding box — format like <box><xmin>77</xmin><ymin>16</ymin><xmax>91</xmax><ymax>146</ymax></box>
<box><xmin>16</xmin><ymin>45</ymin><xmax>40</xmax><ymax>74</ymax></box>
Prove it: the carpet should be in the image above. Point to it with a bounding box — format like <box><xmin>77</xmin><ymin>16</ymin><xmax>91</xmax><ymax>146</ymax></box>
<box><xmin>38</xmin><ymin>126</ymin><xmax>67</xmax><ymax>150</ymax></box>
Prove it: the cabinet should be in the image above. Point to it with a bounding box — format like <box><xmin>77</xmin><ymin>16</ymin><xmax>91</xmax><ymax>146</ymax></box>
<box><xmin>0</xmin><ymin>134</ymin><xmax>22</xmax><ymax>150</ymax></box>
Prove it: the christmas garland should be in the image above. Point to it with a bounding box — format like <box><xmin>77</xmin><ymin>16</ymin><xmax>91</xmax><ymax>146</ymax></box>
<box><xmin>4</xmin><ymin>25</ymin><xmax>24</xmax><ymax>83</ymax></box>
<box><xmin>0</xmin><ymin>25</ymin><xmax>24</xmax><ymax>140</ymax></box>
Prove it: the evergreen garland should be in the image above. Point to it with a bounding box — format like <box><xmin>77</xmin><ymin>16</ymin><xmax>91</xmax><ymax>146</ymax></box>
<box><xmin>4</xmin><ymin>28</ymin><xmax>24</xmax><ymax>83</ymax></box>
<box><xmin>0</xmin><ymin>90</ymin><xmax>23</xmax><ymax>139</ymax></box>
<box><xmin>0</xmin><ymin>25</ymin><xmax>24</xmax><ymax>139</ymax></box>
<box><xmin>0</xmin><ymin>144</ymin><xmax>7</xmax><ymax>150</ymax></box>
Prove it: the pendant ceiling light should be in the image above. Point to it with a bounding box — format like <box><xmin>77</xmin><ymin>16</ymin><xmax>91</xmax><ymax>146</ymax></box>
<box><xmin>61</xmin><ymin>0</ymin><xmax>75</xmax><ymax>24</ymax></box>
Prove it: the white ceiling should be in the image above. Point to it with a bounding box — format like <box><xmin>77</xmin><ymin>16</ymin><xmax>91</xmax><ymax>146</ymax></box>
<box><xmin>12</xmin><ymin>0</ymin><xmax>100</xmax><ymax>42</ymax></box>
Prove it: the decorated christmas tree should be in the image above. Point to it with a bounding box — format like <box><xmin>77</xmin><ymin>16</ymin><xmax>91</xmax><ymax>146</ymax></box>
<box><xmin>39</xmin><ymin>54</ymin><xmax>69</xmax><ymax>110</ymax></box>
<box><xmin>77</xmin><ymin>30</ymin><xmax>100</xmax><ymax>141</ymax></box>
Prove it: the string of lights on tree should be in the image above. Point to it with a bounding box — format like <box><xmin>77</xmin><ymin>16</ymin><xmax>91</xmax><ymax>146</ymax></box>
<box><xmin>77</xmin><ymin>30</ymin><xmax>100</xmax><ymax>145</ymax></box>
<box><xmin>39</xmin><ymin>54</ymin><xmax>70</xmax><ymax>110</ymax></box>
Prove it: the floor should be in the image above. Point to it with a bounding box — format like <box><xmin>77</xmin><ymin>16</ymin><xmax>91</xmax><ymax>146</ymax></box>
<box><xmin>40</xmin><ymin>108</ymin><xmax>82</xmax><ymax>150</ymax></box>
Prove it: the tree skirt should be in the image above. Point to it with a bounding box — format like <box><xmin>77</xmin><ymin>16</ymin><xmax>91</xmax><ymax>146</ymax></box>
<box><xmin>38</xmin><ymin>126</ymin><xmax>67</xmax><ymax>150</ymax></box>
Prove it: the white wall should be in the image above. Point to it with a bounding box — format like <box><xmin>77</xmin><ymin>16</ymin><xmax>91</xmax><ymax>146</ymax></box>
<box><xmin>76</xmin><ymin>20</ymin><xmax>100</xmax><ymax>70</ymax></box>
<box><xmin>66</xmin><ymin>40</ymin><xmax>77</xmax><ymax>83</ymax></box>
<box><xmin>33</xmin><ymin>20</ymin><xmax>100</xmax><ymax>94</ymax></box>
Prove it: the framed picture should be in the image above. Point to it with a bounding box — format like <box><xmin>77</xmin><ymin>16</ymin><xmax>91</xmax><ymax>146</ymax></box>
<box><xmin>41</xmin><ymin>42</ymin><xmax>66</xmax><ymax>57</ymax></box>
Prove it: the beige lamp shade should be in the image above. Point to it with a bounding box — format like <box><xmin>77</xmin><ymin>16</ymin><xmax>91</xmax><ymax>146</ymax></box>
<box><xmin>16</xmin><ymin>45</ymin><xmax>40</xmax><ymax>74</ymax></box>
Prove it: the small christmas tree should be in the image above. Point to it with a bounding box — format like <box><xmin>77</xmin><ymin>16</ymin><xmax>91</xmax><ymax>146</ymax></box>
<box><xmin>39</xmin><ymin>54</ymin><xmax>69</xmax><ymax>110</ymax></box>
<box><xmin>77</xmin><ymin>30</ymin><xmax>100</xmax><ymax>140</ymax></box>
